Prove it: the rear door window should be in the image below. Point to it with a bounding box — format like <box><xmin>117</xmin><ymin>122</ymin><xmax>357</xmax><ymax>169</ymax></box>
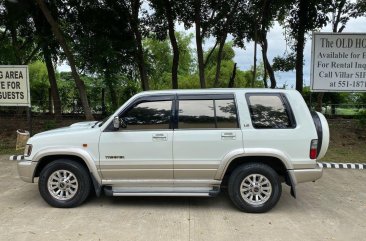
<box><xmin>178</xmin><ymin>100</ymin><xmax>216</xmax><ymax>128</ymax></box>
<box><xmin>177</xmin><ymin>97</ymin><xmax>239</xmax><ymax>129</ymax></box>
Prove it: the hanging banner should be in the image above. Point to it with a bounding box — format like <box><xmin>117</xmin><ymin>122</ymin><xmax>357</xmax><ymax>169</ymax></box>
<box><xmin>311</xmin><ymin>32</ymin><xmax>366</xmax><ymax>92</ymax></box>
<box><xmin>0</xmin><ymin>65</ymin><xmax>30</xmax><ymax>106</ymax></box>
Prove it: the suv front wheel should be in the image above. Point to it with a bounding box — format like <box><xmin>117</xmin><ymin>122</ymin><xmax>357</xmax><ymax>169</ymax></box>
<box><xmin>38</xmin><ymin>160</ymin><xmax>91</xmax><ymax>208</ymax></box>
<box><xmin>228</xmin><ymin>163</ymin><xmax>282</xmax><ymax>213</ymax></box>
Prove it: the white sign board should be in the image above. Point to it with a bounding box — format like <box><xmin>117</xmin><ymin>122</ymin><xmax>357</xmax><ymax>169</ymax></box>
<box><xmin>0</xmin><ymin>65</ymin><xmax>30</xmax><ymax>106</ymax></box>
<box><xmin>311</xmin><ymin>32</ymin><xmax>366</xmax><ymax>92</ymax></box>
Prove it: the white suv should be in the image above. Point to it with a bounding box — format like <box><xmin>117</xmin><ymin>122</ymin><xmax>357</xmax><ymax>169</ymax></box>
<box><xmin>17</xmin><ymin>89</ymin><xmax>329</xmax><ymax>213</ymax></box>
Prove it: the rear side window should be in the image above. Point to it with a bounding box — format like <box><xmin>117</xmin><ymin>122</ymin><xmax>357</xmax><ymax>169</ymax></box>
<box><xmin>178</xmin><ymin>99</ymin><xmax>238</xmax><ymax>129</ymax></box>
<box><xmin>246</xmin><ymin>94</ymin><xmax>294</xmax><ymax>129</ymax></box>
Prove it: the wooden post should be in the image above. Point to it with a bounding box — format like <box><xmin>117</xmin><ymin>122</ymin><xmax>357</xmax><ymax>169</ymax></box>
<box><xmin>101</xmin><ymin>88</ymin><xmax>106</xmax><ymax>116</ymax></box>
<box><xmin>27</xmin><ymin>106</ymin><xmax>32</xmax><ymax>136</ymax></box>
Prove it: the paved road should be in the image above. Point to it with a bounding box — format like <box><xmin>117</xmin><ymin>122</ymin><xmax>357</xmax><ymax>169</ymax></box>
<box><xmin>0</xmin><ymin>155</ymin><xmax>365</xmax><ymax>241</ymax></box>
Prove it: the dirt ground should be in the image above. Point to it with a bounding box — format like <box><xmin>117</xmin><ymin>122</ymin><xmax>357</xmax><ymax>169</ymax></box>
<box><xmin>0</xmin><ymin>155</ymin><xmax>365</xmax><ymax>241</ymax></box>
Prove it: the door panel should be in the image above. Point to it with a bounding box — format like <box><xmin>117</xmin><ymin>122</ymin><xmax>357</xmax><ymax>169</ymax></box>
<box><xmin>173</xmin><ymin>129</ymin><xmax>243</xmax><ymax>179</ymax></box>
<box><xmin>99</xmin><ymin>131</ymin><xmax>173</xmax><ymax>179</ymax></box>
<box><xmin>173</xmin><ymin>97</ymin><xmax>243</xmax><ymax>180</ymax></box>
<box><xmin>99</xmin><ymin>97</ymin><xmax>174</xmax><ymax>181</ymax></box>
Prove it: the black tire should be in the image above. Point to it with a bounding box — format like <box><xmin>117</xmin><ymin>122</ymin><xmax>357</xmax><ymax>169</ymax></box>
<box><xmin>228</xmin><ymin>163</ymin><xmax>282</xmax><ymax>213</ymax></box>
<box><xmin>38</xmin><ymin>159</ymin><xmax>91</xmax><ymax>208</ymax></box>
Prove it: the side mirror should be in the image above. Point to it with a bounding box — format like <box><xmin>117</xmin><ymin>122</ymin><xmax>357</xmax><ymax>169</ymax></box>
<box><xmin>113</xmin><ymin>116</ymin><xmax>120</xmax><ymax>129</ymax></box>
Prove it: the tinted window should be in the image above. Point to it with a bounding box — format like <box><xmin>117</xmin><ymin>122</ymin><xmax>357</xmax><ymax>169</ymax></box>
<box><xmin>215</xmin><ymin>99</ymin><xmax>238</xmax><ymax>128</ymax></box>
<box><xmin>178</xmin><ymin>100</ymin><xmax>215</xmax><ymax>128</ymax></box>
<box><xmin>178</xmin><ymin>99</ymin><xmax>238</xmax><ymax>129</ymax></box>
<box><xmin>121</xmin><ymin>101</ymin><xmax>172</xmax><ymax>130</ymax></box>
<box><xmin>247</xmin><ymin>94</ymin><xmax>292</xmax><ymax>129</ymax></box>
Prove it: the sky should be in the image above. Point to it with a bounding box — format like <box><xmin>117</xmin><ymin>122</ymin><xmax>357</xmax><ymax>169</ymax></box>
<box><xmin>58</xmin><ymin>16</ymin><xmax>366</xmax><ymax>89</ymax></box>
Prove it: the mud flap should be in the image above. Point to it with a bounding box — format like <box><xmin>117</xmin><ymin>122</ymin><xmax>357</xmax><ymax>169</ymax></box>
<box><xmin>90</xmin><ymin>173</ymin><xmax>102</xmax><ymax>197</ymax></box>
<box><xmin>285</xmin><ymin>171</ymin><xmax>296</xmax><ymax>198</ymax></box>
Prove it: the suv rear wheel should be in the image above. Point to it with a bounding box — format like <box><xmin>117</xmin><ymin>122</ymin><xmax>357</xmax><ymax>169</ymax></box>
<box><xmin>228</xmin><ymin>163</ymin><xmax>282</xmax><ymax>213</ymax></box>
<box><xmin>38</xmin><ymin>160</ymin><xmax>91</xmax><ymax>208</ymax></box>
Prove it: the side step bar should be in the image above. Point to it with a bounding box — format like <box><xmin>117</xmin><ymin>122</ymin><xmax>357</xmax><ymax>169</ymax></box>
<box><xmin>104</xmin><ymin>187</ymin><xmax>220</xmax><ymax>197</ymax></box>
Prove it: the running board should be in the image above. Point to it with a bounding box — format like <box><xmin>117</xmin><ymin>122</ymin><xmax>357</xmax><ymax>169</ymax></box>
<box><xmin>104</xmin><ymin>187</ymin><xmax>220</xmax><ymax>197</ymax></box>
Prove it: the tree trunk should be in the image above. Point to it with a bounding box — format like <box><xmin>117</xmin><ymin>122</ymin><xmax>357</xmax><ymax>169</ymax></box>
<box><xmin>130</xmin><ymin>0</ymin><xmax>149</xmax><ymax>91</ymax></box>
<box><xmin>252</xmin><ymin>37</ymin><xmax>257</xmax><ymax>88</ymax></box>
<box><xmin>295</xmin><ymin>0</ymin><xmax>308</xmax><ymax>94</ymax></box>
<box><xmin>35</xmin><ymin>0</ymin><xmax>93</xmax><ymax>120</ymax></box>
<box><xmin>164</xmin><ymin>0</ymin><xmax>179</xmax><ymax>89</ymax></box>
<box><xmin>42</xmin><ymin>43</ymin><xmax>62</xmax><ymax>118</ymax></box>
<box><xmin>214</xmin><ymin>33</ymin><xmax>227</xmax><ymax>88</ymax></box>
<box><xmin>316</xmin><ymin>92</ymin><xmax>324</xmax><ymax>112</ymax></box>
<box><xmin>331</xmin><ymin>103</ymin><xmax>336</xmax><ymax>115</ymax></box>
<box><xmin>260</xmin><ymin>34</ymin><xmax>276</xmax><ymax>88</ymax></box>
<box><xmin>48</xmin><ymin>88</ymin><xmax>52</xmax><ymax>113</ymax></box>
<box><xmin>263</xmin><ymin>67</ymin><xmax>268</xmax><ymax>88</ymax></box>
<box><xmin>101</xmin><ymin>88</ymin><xmax>106</xmax><ymax>116</ymax></box>
<box><xmin>194</xmin><ymin>0</ymin><xmax>206</xmax><ymax>88</ymax></box>
<box><xmin>105</xmin><ymin>71</ymin><xmax>118</xmax><ymax>111</ymax></box>
<box><xmin>228</xmin><ymin>63</ymin><xmax>237</xmax><ymax>88</ymax></box>
<box><xmin>204</xmin><ymin>40</ymin><xmax>218</xmax><ymax>68</ymax></box>
<box><xmin>317</xmin><ymin>3</ymin><xmax>346</xmax><ymax>111</ymax></box>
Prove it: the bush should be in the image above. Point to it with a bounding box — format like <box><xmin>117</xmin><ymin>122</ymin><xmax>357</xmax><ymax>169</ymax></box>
<box><xmin>358</xmin><ymin>110</ymin><xmax>366</xmax><ymax>127</ymax></box>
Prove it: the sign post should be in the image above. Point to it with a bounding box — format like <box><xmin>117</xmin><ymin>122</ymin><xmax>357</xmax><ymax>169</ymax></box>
<box><xmin>311</xmin><ymin>32</ymin><xmax>366</xmax><ymax>92</ymax></box>
<box><xmin>0</xmin><ymin>65</ymin><xmax>32</xmax><ymax>135</ymax></box>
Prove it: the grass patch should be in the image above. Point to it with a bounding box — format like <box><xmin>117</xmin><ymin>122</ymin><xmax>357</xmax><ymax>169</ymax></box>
<box><xmin>321</xmin><ymin>119</ymin><xmax>366</xmax><ymax>163</ymax></box>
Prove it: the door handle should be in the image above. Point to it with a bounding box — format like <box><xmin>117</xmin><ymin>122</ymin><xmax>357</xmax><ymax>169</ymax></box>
<box><xmin>152</xmin><ymin>133</ymin><xmax>167</xmax><ymax>141</ymax></box>
<box><xmin>221</xmin><ymin>132</ymin><xmax>236</xmax><ymax>140</ymax></box>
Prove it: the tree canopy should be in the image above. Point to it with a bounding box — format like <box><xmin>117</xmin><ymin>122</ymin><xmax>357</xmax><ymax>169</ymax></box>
<box><xmin>0</xmin><ymin>0</ymin><xmax>365</xmax><ymax>118</ymax></box>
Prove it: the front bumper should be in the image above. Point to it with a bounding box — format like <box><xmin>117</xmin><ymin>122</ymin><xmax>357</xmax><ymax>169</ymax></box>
<box><xmin>17</xmin><ymin>159</ymin><xmax>37</xmax><ymax>183</ymax></box>
<box><xmin>289</xmin><ymin>165</ymin><xmax>323</xmax><ymax>185</ymax></box>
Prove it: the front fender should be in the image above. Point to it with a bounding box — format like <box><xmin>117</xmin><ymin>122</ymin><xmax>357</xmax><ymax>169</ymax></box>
<box><xmin>32</xmin><ymin>147</ymin><xmax>102</xmax><ymax>185</ymax></box>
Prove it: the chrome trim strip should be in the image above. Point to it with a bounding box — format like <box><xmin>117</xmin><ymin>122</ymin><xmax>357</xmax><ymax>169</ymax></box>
<box><xmin>112</xmin><ymin>192</ymin><xmax>210</xmax><ymax>197</ymax></box>
<box><xmin>102</xmin><ymin>179</ymin><xmax>221</xmax><ymax>185</ymax></box>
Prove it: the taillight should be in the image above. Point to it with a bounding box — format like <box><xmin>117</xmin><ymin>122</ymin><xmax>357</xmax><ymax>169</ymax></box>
<box><xmin>310</xmin><ymin>140</ymin><xmax>318</xmax><ymax>159</ymax></box>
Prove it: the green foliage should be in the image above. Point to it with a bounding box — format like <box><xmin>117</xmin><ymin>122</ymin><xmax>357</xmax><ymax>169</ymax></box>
<box><xmin>144</xmin><ymin>32</ymin><xmax>195</xmax><ymax>89</ymax></box>
<box><xmin>0</xmin><ymin>33</ymin><xmax>17</xmax><ymax>64</ymax></box>
<box><xmin>358</xmin><ymin>93</ymin><xmax>366</xmax><ymax>105</ymax></box>
<box><xmin>144</xmin><ymin>37</ymin><xmax>172</xmax><ymax>89</ymax></box>
<box><xmin>286</xmin><ymin>1</ymin><xmax>330</xmax><ymax>40</ymax></box>
<box><xmin>272</xmin><ymin>53</ymin><xmax>296</xmax><ymax>72</ymax></box>
<box><xmin>358</xmin><ymin>110</ymin><xmax>366</xmax><ymax>127</ymax></box>
<box><xmin>176</xmin><ymin>32</ymin><xmax>195</xmax><ymax>75</ymax></box>
<box><xmin>29</xmin><ymin>61</ymin><xmax>49</xmax><ymax>109</ymax></box>
<box><xmin>1</xmin><ymin>0</ymin><xmax>365</xmax><ymax>116</ymax></box>
<box><xmin>204</xmin><ymin>42</ymin><xmax>235</xmax><ymax>68</ymax></box>
<box><xmin>44</xmin><ymin>119</ymin><xmax>56</xmax><ymax>130</ymax></box>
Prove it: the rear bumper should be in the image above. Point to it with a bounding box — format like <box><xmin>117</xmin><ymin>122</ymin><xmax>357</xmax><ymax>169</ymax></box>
<box><xmin>289</xmin><ymin>165</ymin><xmax>323</xmax><ymax>185</ymax></box>
<box><xmin>17</xmin><ymin>159</ymin><xmax>36</xmax><ymax>183</ymax></box>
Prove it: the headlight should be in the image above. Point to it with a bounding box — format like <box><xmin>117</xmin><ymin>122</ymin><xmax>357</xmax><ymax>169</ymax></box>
<box><xmin>24</xmin><ymin>144</ymin><xmax>32</xmax><ymax>157</ymax></box>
